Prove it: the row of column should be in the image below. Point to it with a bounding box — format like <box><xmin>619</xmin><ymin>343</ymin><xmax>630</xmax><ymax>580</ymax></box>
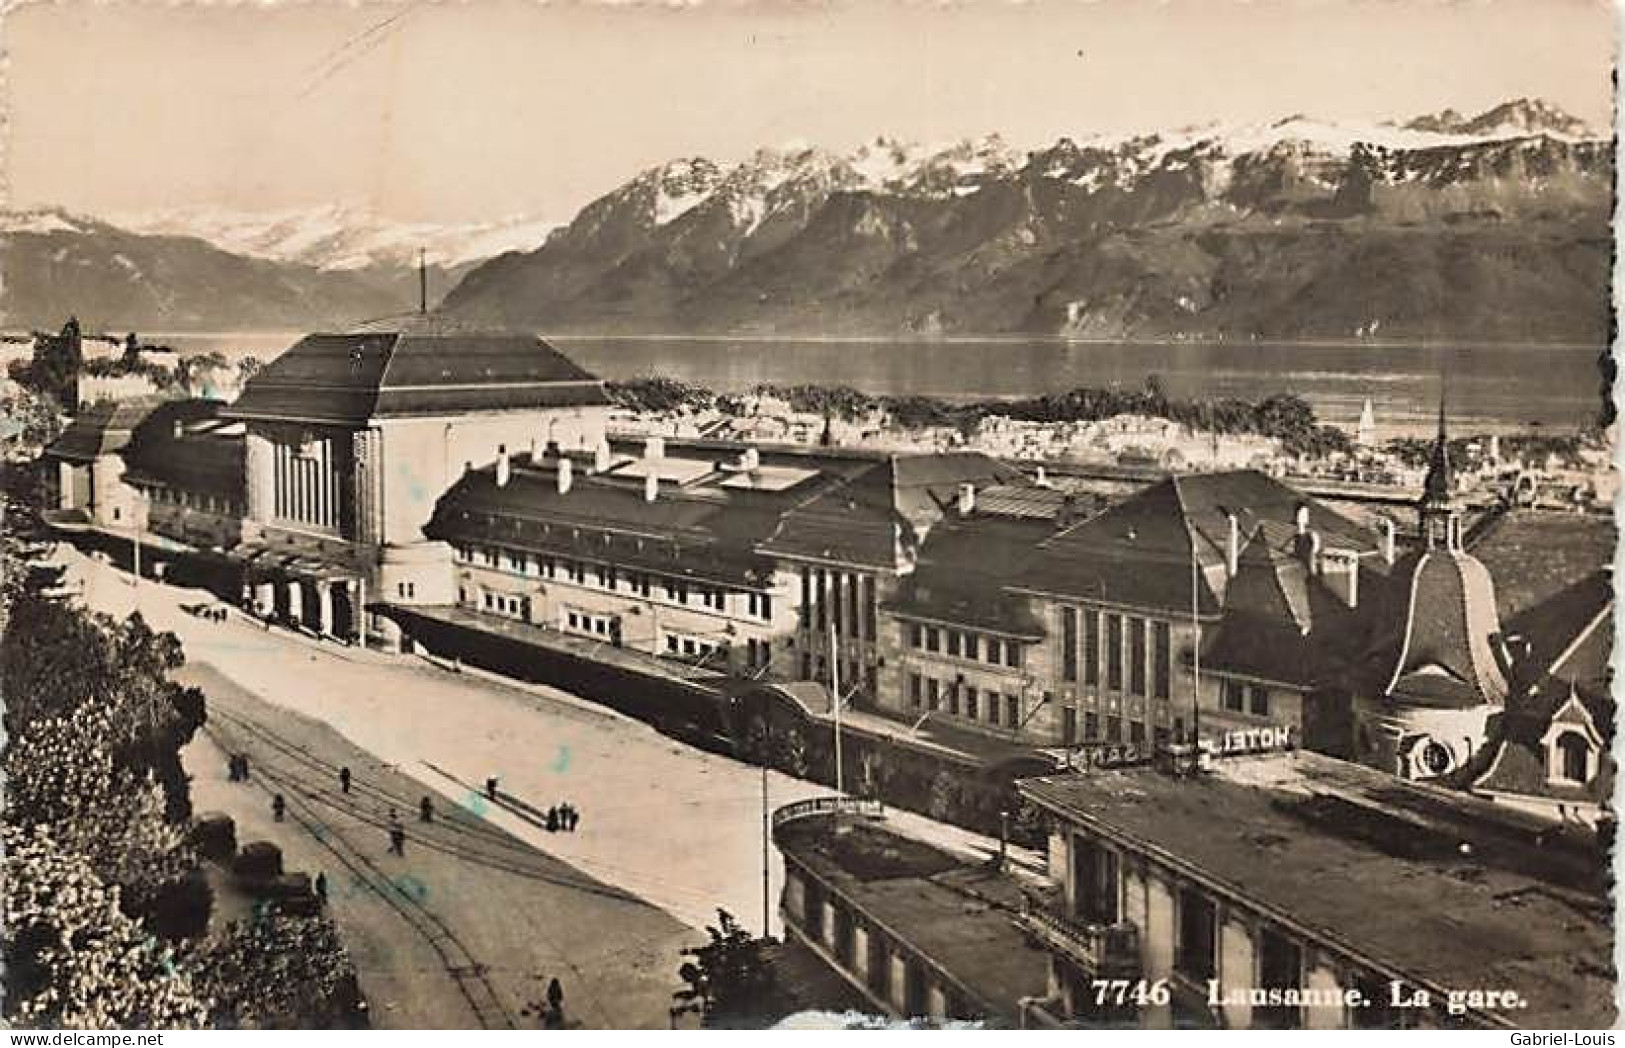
<box><xmin>248</xmin><ymin>577</ymin><xmax>362</xmax><ymax>641</ymax></box>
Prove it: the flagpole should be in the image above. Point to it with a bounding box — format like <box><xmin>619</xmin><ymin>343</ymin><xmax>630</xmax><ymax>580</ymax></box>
<box><xmin>1190</xmin><ymin>540</ymin><xmax>1201</xmax><ymax>750</ymax></box>
<box><xmin>829</xmin><ymin>618</ymin><xmax>843</xmax><ymax>798</ymax></box>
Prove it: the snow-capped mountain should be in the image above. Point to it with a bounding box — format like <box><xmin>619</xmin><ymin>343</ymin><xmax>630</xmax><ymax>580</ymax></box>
<box><xmin>443</xmin><ymin>99</ymin><xmax>1611</xmax><ymax>342</ymax></box>
<box><xmin>0</xmin><ymin>206</ymin><xmax>434</xmax><ymax>331</ymax></box>
<box><xmin>110</xmin><ymin>204</ymin><xmax>558</xmax><ymax>271</ymax></box>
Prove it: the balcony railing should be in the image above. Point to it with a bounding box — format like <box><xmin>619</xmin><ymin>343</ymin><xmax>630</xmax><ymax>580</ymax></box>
<box><xmin>1017</xmin><ymin>897</ymin><xmax>1140</xmax><ymax>979</ymax></box>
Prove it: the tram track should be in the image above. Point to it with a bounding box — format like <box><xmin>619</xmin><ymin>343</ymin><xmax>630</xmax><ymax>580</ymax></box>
<box><xmin>201</xmin><ymin>722</ymin><xmax>517</xmax><ymax>1030</ymax></box>
<box><xmin>204</xmin><ymin>707</ymin><xmax>643</xmax><ymax>903</ymax></box>
<box><xmin>208</xmin><ymin>706</ymin><xmax>520</xmax><ymax>851</ymax></box>
<box><xmin>200</xmin><ymin>706</ymin><xmax>630</xmax><ymax>1027</ymax></box>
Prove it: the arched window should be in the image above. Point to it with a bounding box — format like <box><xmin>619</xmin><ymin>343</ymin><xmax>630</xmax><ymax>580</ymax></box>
<box><xmin>1555</xmin><ymin>732</ymin><xmax>1591</xmax><ymax>783</ymax></box>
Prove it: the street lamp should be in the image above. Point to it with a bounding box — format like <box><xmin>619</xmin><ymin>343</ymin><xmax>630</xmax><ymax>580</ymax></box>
<box><xmin>998</xmin><ymin>808</ymin><xmax>1010</xmax><ymax>869</ymax></box>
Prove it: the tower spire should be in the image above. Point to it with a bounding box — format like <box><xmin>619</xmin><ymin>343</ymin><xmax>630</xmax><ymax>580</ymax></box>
<box><xmin>1419</xmin><ymin>379</ymin><xmax>1459</xmax><ymax>550</ymax></box>
<box><xmin>418</xmin><ymin>248</ymin><xmax>428</xmax><ymax>315</ymax></box>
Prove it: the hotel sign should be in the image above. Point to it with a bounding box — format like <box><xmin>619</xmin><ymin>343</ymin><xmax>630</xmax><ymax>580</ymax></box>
<box><xmin>1203</xmin><ymin>725</ymin><xmax>1294</xmax><ymax>758</ymax></box>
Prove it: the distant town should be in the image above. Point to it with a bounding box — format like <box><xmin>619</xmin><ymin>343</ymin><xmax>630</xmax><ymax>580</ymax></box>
<box><xmin>1</xmin><ymin>310</ymin><xmax>1613</xmax><ymax>1029</ymax></box>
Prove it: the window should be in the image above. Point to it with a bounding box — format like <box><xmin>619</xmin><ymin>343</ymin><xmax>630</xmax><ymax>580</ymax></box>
<box><xmin>965</xmin><ymin>687</ymin><xmax>979</xmax><ymax>721</ymax></box>
<box><xmin>909</xmin><ymin>622</ymin><xmax>923</xmax><ymax>649</ymax></box>
<box><xmin>947</xmin><ymin>687</ymin><xmax>959</xmax><ymax>717</ymax></box>
<box><xmin>596</xmin><ymin>564</ymin><xmax>613</xmax><ymax>588</ymax></box>
<box><xmin>748</xmin><ymin>592</ymin><xmax>772</xmax><ymax>620</ymax></box>
<box><xmin>988</xmin><ymin>698</ymin><xmax>1001</xmax><ymax>727</ymax></box>
<box><xmin>1084</xmin><ymin>610</ymin><xmax>1100</xmax><ymax>686</ymax></box>
<box><xmin>1556</xmin><ymin>732</ymin><xmax>1591</xmax><ymax>782</ymax></box>
<box><xmin>925</xmin><ymin>628</ymin><xmax>940</xmax><ymax>653</ymax></box>
<box><xmin>1106</xmin><ymin>615</ymin><xmax>1123</xmax><ymax>690</ymax></box>
<box><xmin>1005</xmin><ymin>694</ymin><xmax>1020</xmax><ymax>729</ymax></box>
<box><xmin>702</xmin><ymin>587</ymin><xmax>726</xmax><ymax>612</ymax></box>
<box><xmin>1130</xmin><ymin>720</ymin><xmax>1145</xmax><ymax>746</ymax></box>
<box><xmin>946</xmin><ymin>631</ymin><xmax>961</xmax><ymax>657</ymax></box>
<box><xmin>1072</xmin><ymin>839</ymin><xmax>1120</xmax><ymax>924</ymax></box>
<box><xmin>926</xmin><ymin>678</ymin><xmax>940</xmax><ymax>711</ymax></box>
<box><xmin>1222</xmin><ymin>678</ymin><xmax>1245</xmax><ymax>712</ymax></box>
<box><xmin>1129</xmin><ymin>618</ymin><xmax>1147</xmax><ymax>696</ymax></box>
<box><xmin>861</xmin><ymin>576</ymin><xmax>876</xmax><ymax>639</ymax></box>
<box><xmin>1248</xmin><ymin>684</ymin><xmax>1270</xmax><ymax>717</ymax></box>
<box><xmin>1085</xmin><ymin>711</ymin><xmax>1100</xmax><ymax>740</ymax></box>
<box><xmin>1176</xmin><ymin>889</ymin><xmax>1217</xmax><ymax>981</ymax></box>
<box><xmin>1005</xmin><ymin>642</ymin><xmax>1021</xmax><ymax>669</ymax></box>
<box><xmin>908</xmin><ymin>673</ymin><xmax>923</xmax><ymax>708</ymax></box>
<box><xmin>962</xmin><ymin>633</ymin><xmax>980</xmax><ymax>660</ymax></box>
<box><xmin>1256</xmin><ymin>929</ymin><xmax>1304</xmax><ymax>1030</ymax></box>
<box><xmin>985</xmin><ymin>637</ymin><xmax>1003</xmax><ymax>665</ymax></box>
<box><xmin>1153</xmin><ymin>621</ymin><xmax>1171</xmax><ymax>699</ymax></box>
<box><xmin>801</xmin><ymin>568</ymin><xmax>811</xmax><ymax>622</ymax></box>
<box><xmin>816</xmin><ymin>571</ymin><xmax>827</xmax><ymax>630</ymax></box>
<box><xmin>1062</xmin><ymin>607</ymin><xmax>1079</xmax><ymax>682</ymax></box>
<box><xmin>1105</xmin><ymin>715</ymin><xmax>1121</xmax><ymax>742</ymax></box>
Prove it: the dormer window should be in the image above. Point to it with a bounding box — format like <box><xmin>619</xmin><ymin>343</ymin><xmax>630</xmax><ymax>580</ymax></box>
<box><xmin>1552</xmin><ymin>731</ymin><xmax>1593</xmax><ymax>785</ymax></box>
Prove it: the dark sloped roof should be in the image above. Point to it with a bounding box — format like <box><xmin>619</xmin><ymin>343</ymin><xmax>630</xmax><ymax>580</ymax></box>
<box><xmin>886</xmin><ymin>512</ymin><xmax>1050</xmax><ymax>638</ymax></box>
<box><xmin>1469</xmin><ymin>510</ymin><xmax>1615</xmax><ymax>671</ymax></box>
<box><xmin>224</xmin><ymin>320</ymin><xmax>608</xmax><ymax>425</ymax></box>
<box><xmin>758</xmin><ymin>453</ymin><xmax>1014</xmax><ymax>569</ymax></box>
<box><xmin>1201</xmin><ymin>522</ymin><xmax>1396</xmax><ymax>689</ymax></box>
<box><xmin>46</xmin><ymin>396</ymin><xmax>168</xmax><ymax>463</ymax></box>
<box><xmin>119</xmin><ymin>399</ymin><xmax>245</xmax><ymax>500</ymax></box>
<box><xmin>1015</xmin><ymin>470</ymin><xmax>1378</xmax><ymax>615</ymax></box>
<box><xmin>1384</xmin><ymin>550</ymin><xmax>1511</xmax><ymax>709</ymax></box>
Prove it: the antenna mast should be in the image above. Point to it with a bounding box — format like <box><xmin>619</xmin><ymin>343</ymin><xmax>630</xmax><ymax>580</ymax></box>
<box><xmin>418</xmin><ymin>248</ymin><xmax>428</xmax><ymax>314</ymax></box>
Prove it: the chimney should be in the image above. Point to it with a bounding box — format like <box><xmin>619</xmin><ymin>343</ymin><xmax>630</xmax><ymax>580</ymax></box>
<box><xmin>645</xmin><ymin>436</ymin><xmax>665</xmax><ymax>462</ymax></box>
<box><xmin>557</xmin><ymin>456</ymin><xmax>573</xmax><ymax>495</ymax></box>
<box><xmin>529</xmin><ymin>436</ymin><xmax>541</xmax><ymax>461</ymax></box>
<box><xmin>957</xmin><ymin>483</ymin><xmax>976</xmax><ymax>517</ymax></box>
<box><xmin>1225</xmin><ymin>512</ymin><xmax>1240</xmax><ymax>577</ymax></box>
<box><xmin>741</xmin><ymin>446</ymin><xmax>760</xmax><ymax>471</ymax></box>
<box><xmin>593</xmin><ymin>439</ymin><xmax>612</xmax><ymax>473</ymax></box>
<box><xmin>645</xmin><ymin>472</ymin><xmax>659</xmax><ymax>503</ymax></box>
<box><xmin>1057</xmin><ymin>493</ymin><xmax>1078</xmax><ymax>530</ymax></box>
<box><xmin>495</xmin><ymin>444</ymin><xmax>510</xmax><ymax>488</ymax></box>
<box><xmin>1381</xmin><ymin>517</ymin><xmax>1397</xmax><ymax>565</ymax></box>
<box><xmin>172</xmin><ymin>420</ymin><xmax>184</xmax><ymax>440</ymax></box>
<box><xmin>1295</xmin><ymin>503</ymin><xmax>1311</xmax><ymax>536</ymax></box>
<box><xmin>1323</xmin><ymin>549</ymin><xmax>1360</xmax><ymax>608</ymax></box>
<box><xmin>1294</xmin><ymin>530</ymin><xmax>1322</xmax><ymax>573</ymax></box>
<box><xmin>1034</xmin><ymin>465</ymin><xmax>1051</xmax><ymax>488</ymax></box>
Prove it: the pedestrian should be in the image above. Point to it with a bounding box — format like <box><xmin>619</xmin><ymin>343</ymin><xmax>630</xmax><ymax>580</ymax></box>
<box><xmin>485</xmin><ymin>776</ymin><xmax>499</xmax><ymax>801</ymax></box>
<box><xmin>315</xmin><ymin>872</ymin><xmax>328</xmax><ymax>903</ymax></box>
<box><xmin>388</xmin><ymin>822</ymin><xmax>405</xmax><ymax>856</ymax></box>
<box><xmin>419</xmin><ymin>795</ymin><xmax>434</xmax><ymax>823</ymax></box>
<box><xmin>559</xmin><ymin>802</ymin><xmax>572</xmax><ymax>831</ymax></box>
<box><xmin>227</xmin><ymin>754</ymin><xmax>239</xmax><ymax>782</ymax></box>
<box><xmin>271</xmin><ymin>793</ymin><xmax>285</xmax><ymax>822</ymax></box>
<box><xmin>339</xmin><ymin>766</ymin><xmax>352</xmax><ymax>794</ymax></box>
<box><xmin>547</xmin><ymin>976</ymin><xmax>564</xmax><ymax>1017</ymax></box>
<box><xmin>546</xmin><ymin>806</ymin><xmax>559</xmax><ymax>833</ymax></box>
<box><xmin>568</xmin><ymin>805</ymin><xmax>579</xmax><ymax>833</ymax></box>
<box><xmin>239</xmin><ymin>754</ymin><xmax>251</xmax><ymax>781</ymax></box>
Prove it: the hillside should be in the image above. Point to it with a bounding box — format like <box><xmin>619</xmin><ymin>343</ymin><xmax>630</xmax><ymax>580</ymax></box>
<box><xmin>441</xmin><ymin>100</ymin><xmax>1612</xmax><ymax>342</ymax></box>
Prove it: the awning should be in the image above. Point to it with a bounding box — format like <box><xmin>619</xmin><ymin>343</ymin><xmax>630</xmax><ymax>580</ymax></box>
<box><xmin>227</xmin><ymin>541</ymin><xmax>364</xmax><ymax>582</ymax></box>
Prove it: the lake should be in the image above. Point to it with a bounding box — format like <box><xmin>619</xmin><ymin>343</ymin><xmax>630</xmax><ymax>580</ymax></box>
<box><xmin>142</xmin><ymin>333</ymin><xmax>1609</xmax><ymax>440</ymax></box>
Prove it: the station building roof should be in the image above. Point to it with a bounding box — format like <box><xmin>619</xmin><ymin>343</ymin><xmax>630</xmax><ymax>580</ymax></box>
<box><xmin>224</xmin><ymin>313</ymin><xmax>609</xmax><ymax>426</ymax></box>
<box><xmin>1021</xmin><ymin>752</ymin><xmax>1613</xmax><ymax>1028</ymax></box>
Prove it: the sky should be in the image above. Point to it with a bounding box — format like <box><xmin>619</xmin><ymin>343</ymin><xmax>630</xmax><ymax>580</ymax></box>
<box><xmin>4</xmin><ymin>0</ymin><xmax>1615</xmax><ymax>224</ymax></box>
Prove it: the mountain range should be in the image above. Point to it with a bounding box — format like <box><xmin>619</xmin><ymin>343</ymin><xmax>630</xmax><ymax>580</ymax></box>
<box><xmin>3</xmin><ymin>99</ymin><xmax>1611</xmax><ymax>341</ymax></box>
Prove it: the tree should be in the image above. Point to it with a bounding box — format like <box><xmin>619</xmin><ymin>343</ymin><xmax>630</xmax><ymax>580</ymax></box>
<box><xmin>189</xmin><ymin>909</ymin><xmax>364</xmax><ymax>1029</ymax></box>
<box><xmin>235</xmin><ymin>355</ymin><xmax>265</xmax><ymax>390</ymax></box>
<box><xmin>3</xmin><ymin>824</ymin><xmax>210</xmax><ymax>1029</ymax></box>
<box><xmin>672</xmin><ymin>910</ymin><xmax>772</xmax><ymax>1026</ymax></box>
